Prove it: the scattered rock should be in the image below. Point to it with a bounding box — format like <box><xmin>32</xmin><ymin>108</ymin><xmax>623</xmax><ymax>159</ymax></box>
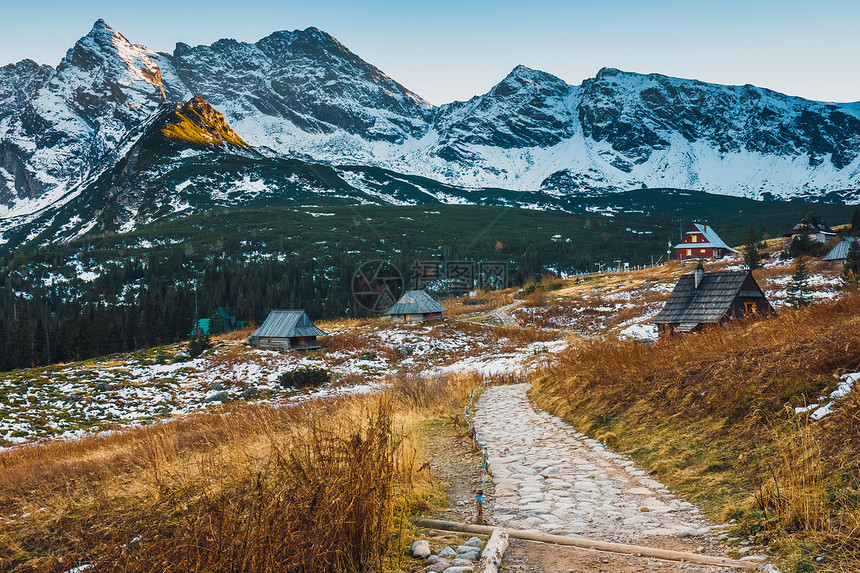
<box><xmin>641</xmin><ymin>527</ymin><xmax>677</xmax><ymax>536</ymax></box>
<box><xmin>441</xmin><ymin>567</ymin><xmax>473</xmax><ymax>573</ymax></box>
<box><xmin>210</xmin><ymin>382</ymin><xmax>224</xmax><ymax>391</ymax></box>
<box><xmin>463</xmin><ymin>536</ymin><xmax>482</xmax><ymax>548</ymax></box>
<box><xmin>424</xmin><ymin>559</ymin><xmax>450</xmax><ymax>573</ymax></box>
<box><xmin>451</xmin><ymin>557</ymin><xmax>474</xmax><ymax>566</ymax></box>
<box><xmin>677</xmin><ymin>528</ymin><xmax>703</xmax><ymax>538</ymax></box>
<box><xmin>438</xmin><ymin>546</ymin><xmax>456</xmax><ymax>558</ymax></box>
<box><xmin>242</xmin><ymin>386</ymin><xmax>258</xmax><ymax>398</ymax></box>
<box><xmin>411</xmin><ymin>540</ymin><xmax>431</xmax><ymax>559</ymax></box>
<box><xmin>204</xmin><ymin>391</ymin><xmax>228</xmax><ymax>403</ymax></box>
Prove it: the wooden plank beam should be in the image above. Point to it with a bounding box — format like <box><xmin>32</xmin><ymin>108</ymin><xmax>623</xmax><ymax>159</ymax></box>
<box><xmin>412</xmin><ymin>518</ymin><xmax>761</xmax><ymax>570</ymax></box>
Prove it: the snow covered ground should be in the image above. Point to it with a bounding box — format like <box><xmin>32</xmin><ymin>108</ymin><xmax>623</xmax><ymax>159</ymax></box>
<box><xmin>0</xmin><ymin>320</ymin><xmax>565</xmax><ymax>447</ymax></box>
<box><xmin>1</xmin><ymin>248</ymin><xmax>851</xmax><ymax>448</ymax></box>
<box><xmin>795</xmin><ymin>372</ymin><xmax>858</xmax><ymax>421</ymax></box>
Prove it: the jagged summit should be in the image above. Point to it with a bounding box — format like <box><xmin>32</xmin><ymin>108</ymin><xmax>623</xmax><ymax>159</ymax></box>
<box><xmin>89</xmin><ymin>18</ymin><xmax>115</xmax><ymax>37</ymax></box>
<box><xmin>161</xmin><ymin>95</ymin><xmax>251</xmax><ymax>149</ymax></box>
<box><xmin>60</xmin><ymin>19</ymin><xmax>144</xmax><ymax>71</ymax></box>
<box><xmin>2</xmin><ymin>19</ymin><xmax>860</xmax><ymax>233</ymax></box>
<box><xmin>492</xmin><ymin>65</ymin><xmax>570</xmax><ymax>95</ymax></box>
<box><xmin>505</xmin><ymin>64</ymin><xmax>566</xmax><ymax>82</ymax></box>
<box><xmin>170</xmin><ymin>25</ymin><xmax>432</xmax><ymax>145</ymax></box>
<box><xmin>255</xmin><ymin>26</ymin><xmax>345</xmax><ymax>50</ymax></box>
<box><xmin>595</xmin><ymin>66</ymin><xmax>623</xmax><ymax>78</ymax></box>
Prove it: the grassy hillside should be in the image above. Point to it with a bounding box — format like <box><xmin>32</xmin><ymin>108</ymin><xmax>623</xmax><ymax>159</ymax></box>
<box><xmin>531</xmin><ymin>295</ymin><xmax>860</xmax><ymax>571</ymax></box>
<box><xmin>0</xmin><ymin>313</ymin><xmax>538</xmax><ymax>571</ymax></box>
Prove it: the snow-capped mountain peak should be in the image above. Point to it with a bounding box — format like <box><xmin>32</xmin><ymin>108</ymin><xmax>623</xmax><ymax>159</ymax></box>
<box><xmin>58</xmin><ymin>19</ymin><xmax>167</xmax><ymax>96</ymax></box>
<box><xmin>2</xmin><ymin>21</ymin><xmax>860</xmax><ymax>233</ymax></box>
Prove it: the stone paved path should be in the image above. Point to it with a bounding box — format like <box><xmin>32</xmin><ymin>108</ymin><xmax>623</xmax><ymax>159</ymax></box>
<box><xmin>489</xmin><ymin>302</ymin><xmax>521</xmax><ymax>327</ymax></box>
<box><xmin>473</xmin><ymin>383</ymin><xmax>717</xmax><ymax>544</ymax></box>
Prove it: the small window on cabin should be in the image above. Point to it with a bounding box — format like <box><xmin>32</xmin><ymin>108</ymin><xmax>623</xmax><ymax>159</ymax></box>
<box><xmin>686</xmin><ymin>249</ymin><xmax>692</xmax><ymax>256</ymax></box>
<box><xmin>700</xmin><ymin>248</ymin><xmax>706</xmax><ymax>254</ymax></box>
<box><xmin>691</xmin><ymin>235</ymin><xmax>697</xmax><ymax>243</ymax></box>
<box><xmin>745</xmin><ymin>302</ymin><xmax>756</xmax><ymax>314</ymax></box>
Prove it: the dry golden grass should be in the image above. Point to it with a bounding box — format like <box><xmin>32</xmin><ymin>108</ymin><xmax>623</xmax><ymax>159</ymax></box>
<box><xmin>0</xmin><ymin>367</ymin><xmax>479</xmax><ymax>573</ymax></box>
<box><xmin>442</xmin><ymin>289</ymin><xmax>516</xmax><ymax>318</ymax></box>
<box><xmin>214</xmin><ymin>326</ymin><xmax>257</xmax><ymax>343</ymax></box>
<box><xmin>316</xmin><ymin>317</ymin><xmax>376</xmax><ymax>332</ymax></box>
<box><xmin>537</xmin><ymin>295</ymin><xmax>860</xmax><ymax>422</ymax></box>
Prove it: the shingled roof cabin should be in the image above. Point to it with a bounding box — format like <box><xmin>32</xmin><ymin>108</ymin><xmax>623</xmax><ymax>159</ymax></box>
<box><xmin>386</xmin><ymin>290</ymin><xmax>447</xmax><ymax>323</ymax></box>
<box><xmin>247</xmin><ymin>310</ymin><xmax>326</xmax><ymax>350</ymax></box>
<box><xmin>674</xmin><ymin>223</ymin><xmax>739</xmax><ymax>261</ymax></box>
<box><xmin>652</xmin><ymin>264</ymin><xmax>773</xmax><ymax>338</ymax></box>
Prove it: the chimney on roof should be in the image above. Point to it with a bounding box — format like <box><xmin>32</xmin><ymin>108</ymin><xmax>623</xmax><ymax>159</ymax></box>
<box><xmin>695</xmin><ymin>260</ymin><xmax>704</xmax><ymax>289</ymax></box>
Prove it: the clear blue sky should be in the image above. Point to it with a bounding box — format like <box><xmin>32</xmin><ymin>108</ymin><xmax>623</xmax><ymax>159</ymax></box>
<box><xmin>2</xmin><ymin>0</ymin><xmax>858</xmax><ymax>105</ymax></box>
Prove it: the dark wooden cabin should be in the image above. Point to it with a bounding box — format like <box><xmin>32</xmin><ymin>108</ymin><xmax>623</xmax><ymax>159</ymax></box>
<box><xmin>784</xmin><ymin>213</ymin><xmax>837</xmax><ymax>243</ymax></box>
<box><xmin>651</xmin><ymin>265</ymin><xmax>773</xmax><ymax>338</ymax></box>
<box><xmin>247</xmin><ymin>310</ymin><xmax>326</xmax><ymax>350</ymax></box>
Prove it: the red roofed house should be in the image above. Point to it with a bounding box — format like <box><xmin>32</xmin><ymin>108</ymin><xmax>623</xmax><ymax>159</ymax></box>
<box><xmin>674</xmin><ymin>223</ymin><xmax>739</xmax><ymax>261</ymax></box>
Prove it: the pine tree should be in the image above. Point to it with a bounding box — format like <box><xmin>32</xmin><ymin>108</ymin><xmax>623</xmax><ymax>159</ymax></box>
<box><xmin>787</xmin><ymin>257</ymin><xmax>812</xmax><ymax>308</ymax></box>
<box><xmin>851</xmin><ymin>207</ymin><xmax>860</xmax><ymax>236</ymax></box>
<box><xmin>743</xmin><ymin>224</ymin><xmax>762</xmax><ymax>271</ymax></box>
<box><xmin>842</xmin><ymin>238</ymin><xmax>860</xmax><ymax>290</ymax></box>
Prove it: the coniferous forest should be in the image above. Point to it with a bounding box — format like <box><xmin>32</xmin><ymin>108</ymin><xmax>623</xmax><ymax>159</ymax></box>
<box><xmin>0</xmin><ymin>243</ymin><xmax>545</xmax><ymax>372</ymax></box>
<box><xmin>0</xmin><ymin>251</ymin><xmax>355</xmax><ymax>372</ymax></box>
<box><xmin>1</xmin><ymin>197</ymin><xmax>854</xmax><ymax>372</ymax></box>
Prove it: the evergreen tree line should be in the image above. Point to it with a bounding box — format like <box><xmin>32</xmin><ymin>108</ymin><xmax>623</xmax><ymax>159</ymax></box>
<box><xmin>0</xmin><ymin>227</ymin><xmax>611</xmax><ymax>372</ymax></box>
<box><xmin>0</xmin><ymin>250</ymin><xmax>356</xmax><ymax>372</ymax></box>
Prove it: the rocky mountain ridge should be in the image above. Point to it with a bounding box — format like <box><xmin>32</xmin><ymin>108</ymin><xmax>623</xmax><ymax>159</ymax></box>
<box><xmin>1</xmin><ymin>19</ymin><xmax>859</xmax><ymax>225</ymax></box>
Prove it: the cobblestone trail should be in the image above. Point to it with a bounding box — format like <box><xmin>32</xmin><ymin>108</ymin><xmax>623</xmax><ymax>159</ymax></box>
<box><xmin>473</xmin><ymin>384</ymin><xmax>718</xmax><ymax>544</ymax></box>
<box><xmin>490</xmin><ymin>302</ymin><xmax>521</xmax><ymax>327</ymax></box>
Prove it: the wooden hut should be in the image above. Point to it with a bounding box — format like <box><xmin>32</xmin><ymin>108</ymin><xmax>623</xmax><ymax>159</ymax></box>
<box><xmin>386</xmin><ymin>290</ymin><xmax>446</xmax><ymax>323</ymax></box>
<box><xmin>784</xmin><ymin>213</ymin><xmax>836</xmax><ymax>243</ymax></box>
<box><xmin>823</xmin><ymin>237</ymin><xmax>860</xmax><ymax>266</ymax></box>
<box><xmin>651</xmin><ymin>264</ymin><xmax>773</xmax><ymax>338</ymax></box>
<box><xmin>674</xmin><ymin>223</ymin><xmax>739</xmax><ymax>261</ymax></box>
<box><xmin>247</xmin><ymin>310</ymin><xmax>326</xmax><ymax>350</ymax></box>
